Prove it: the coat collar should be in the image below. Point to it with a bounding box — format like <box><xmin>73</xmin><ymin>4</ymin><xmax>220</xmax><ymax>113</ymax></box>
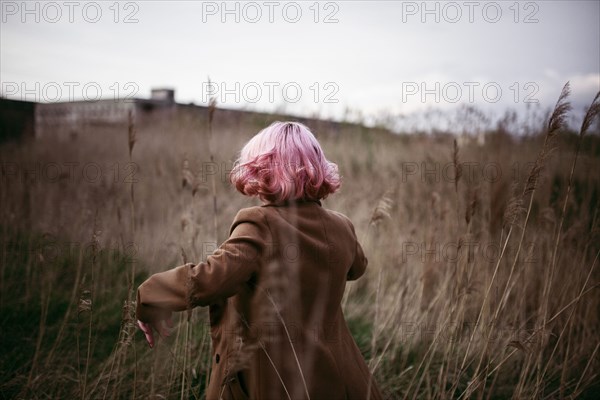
<box><xmin>261</xmin><ymin>198</ymin><xmax>322</xmax><ymax>208</ymax></box>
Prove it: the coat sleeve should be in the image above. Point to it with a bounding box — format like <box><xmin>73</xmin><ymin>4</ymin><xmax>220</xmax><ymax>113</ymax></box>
<box><xmin>136</xmin><ymin>208</ymin><xmax>267</xmax><ymax>323</ymax></box>
<box><xmin>345</xmin><ymin>218</ymin><xmax>368</xmax><ymax>281</ymax></box>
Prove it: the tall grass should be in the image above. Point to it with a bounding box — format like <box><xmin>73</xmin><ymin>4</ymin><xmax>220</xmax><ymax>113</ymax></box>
<box><xmin>0</xmin><ymin>87</ymin><xmax>599</xmax><ymax>398</ymax></box>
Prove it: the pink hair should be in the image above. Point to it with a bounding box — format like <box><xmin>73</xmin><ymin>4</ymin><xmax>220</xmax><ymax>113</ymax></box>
<box><xmin>230</xmin><ymin>121</ymin><xmax>341</xmax><ymax>204</ymax></box>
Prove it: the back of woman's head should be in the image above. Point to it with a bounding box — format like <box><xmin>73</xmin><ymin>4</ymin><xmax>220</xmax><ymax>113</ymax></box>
<box><xmin>230</xmin><ymin>121</ymin><xmax>341</xmax><ymax>204</ymax></box>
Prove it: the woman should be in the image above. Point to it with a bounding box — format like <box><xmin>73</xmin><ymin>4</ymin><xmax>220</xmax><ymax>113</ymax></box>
<box><xmin>136</xmin><ymin>121</ymin><xmax>383</xmax><ymax>399</ymax></box>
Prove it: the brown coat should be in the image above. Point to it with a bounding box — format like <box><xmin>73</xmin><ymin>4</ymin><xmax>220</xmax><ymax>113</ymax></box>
<box><xmin>136</xmin><ymin>200</ymin><xmax>384</xmax><ymax>400</ymax></box>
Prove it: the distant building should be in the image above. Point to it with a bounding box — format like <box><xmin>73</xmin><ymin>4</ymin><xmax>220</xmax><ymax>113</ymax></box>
<box><xmin>150</xmin><ymin>88</ymin><xmax>175</xmax><ymax>104</ymax></box>
<box><xmin>0</xmin><ymin>87</ymin><xmax>344</xmax><ymax>142</ymax></box>
<box><xmin>0</xmin><ymin>98</ymin><xmax>35</xmax><ymax>143</ymax></box>
<box><xmin>35</xmin><ymin>88</ymin><xmax>183</xmax><ymax>140</ymax></box>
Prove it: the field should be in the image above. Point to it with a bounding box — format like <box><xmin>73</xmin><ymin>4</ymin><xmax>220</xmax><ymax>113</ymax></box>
<box><xmin>1</xmin><ymin>87</ymin><xmax>599</xmax><ymax>399</ymax></box>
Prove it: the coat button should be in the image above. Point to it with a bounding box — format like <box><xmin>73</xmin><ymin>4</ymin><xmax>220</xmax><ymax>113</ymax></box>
<box><xmin>215</xmin><ymin>353</ymin><xmax>220</xmax><ymax>364</ymax></box>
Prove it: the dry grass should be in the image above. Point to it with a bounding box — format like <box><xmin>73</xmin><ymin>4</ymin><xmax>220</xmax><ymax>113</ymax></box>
<box><xmin>1</xmin><ymin>88</ymin><xmax>599</xmax><ymax>399</ymax></box>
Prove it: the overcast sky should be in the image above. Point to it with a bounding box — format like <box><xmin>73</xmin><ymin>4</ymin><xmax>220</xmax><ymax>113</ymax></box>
<box><xmin>1</xmin><ymin>0</ymin><xmax>599</xmax><ymax>130</ymax></box>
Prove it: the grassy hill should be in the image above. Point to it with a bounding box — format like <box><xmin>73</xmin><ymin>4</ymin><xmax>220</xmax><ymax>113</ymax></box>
<box><xmin>1</xmin><ymin>101</ymin><xmax>599</xmax><ymax>398</ymax></box>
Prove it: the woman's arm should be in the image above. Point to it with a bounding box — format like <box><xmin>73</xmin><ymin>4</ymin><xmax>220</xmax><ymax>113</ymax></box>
<box><xmin>347</xmin><ymin>238</ymin><xmax>368</xmax><ymax>281</ymax></box>
<box><xmin>135</xmin><ymin>208</ymin><xmax>267</xmax><ymax>334</ymax></box>
<box><xmin>345</xmin><ymin>218</ymin><xmax>368</xmax><ymax>281</ymax></box>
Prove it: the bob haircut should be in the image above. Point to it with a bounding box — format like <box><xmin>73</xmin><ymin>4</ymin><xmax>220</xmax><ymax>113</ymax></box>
<box><xmin>230</xmin><ymin>121</ymin><xmax>341</xmax><ymax>204</ymax></box>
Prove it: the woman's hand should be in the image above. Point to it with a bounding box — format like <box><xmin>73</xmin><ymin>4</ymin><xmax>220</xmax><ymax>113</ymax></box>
<box><xmin>137</xmin><ymin>316</ymin><xmax>174</xmax><ymax>348</ymax></box>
